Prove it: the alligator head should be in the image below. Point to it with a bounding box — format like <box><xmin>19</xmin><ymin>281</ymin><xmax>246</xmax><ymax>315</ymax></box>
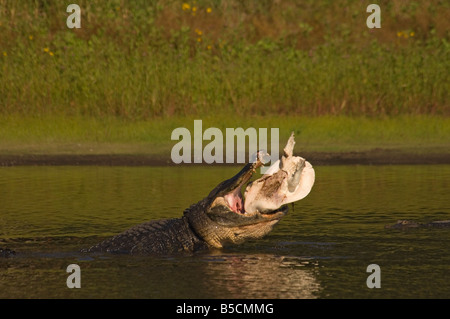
<box><xmin>184</xmin><ymin>133</ymin><xmax>315</xmax><ymax>249</ymax></box>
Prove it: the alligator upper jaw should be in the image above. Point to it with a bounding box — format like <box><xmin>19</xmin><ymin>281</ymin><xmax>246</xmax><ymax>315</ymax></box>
<box><xmin>207</xmin><ymin>154</ymin><xmax>264</xmax><ymax>200</ymax></box>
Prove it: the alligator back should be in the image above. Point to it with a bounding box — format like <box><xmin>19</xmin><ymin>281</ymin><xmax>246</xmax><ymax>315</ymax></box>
<box><xmin>86</xmin><ymin>217</ymin><xmax>208</xmax><ymax>255</ymax></box>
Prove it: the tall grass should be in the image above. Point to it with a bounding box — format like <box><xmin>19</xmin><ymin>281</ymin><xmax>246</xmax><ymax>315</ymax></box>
<box><xmin>0</xmin><ymin>0</ymin><xmax>449</xmax><ymax>119</ymax></box>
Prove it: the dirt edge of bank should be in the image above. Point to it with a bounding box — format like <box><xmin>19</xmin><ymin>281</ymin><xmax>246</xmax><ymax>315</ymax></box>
<box><xmin>1</xmin><ymin>149</ymin><xmax>449</xmax><ymax>166</ymax></box>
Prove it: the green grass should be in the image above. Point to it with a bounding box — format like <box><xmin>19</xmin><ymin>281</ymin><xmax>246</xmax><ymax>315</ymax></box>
<box><xmin>1</xmin><ymin>115</ymin><xmax>448</xmax><ymax>155</ymax></box>
<box><xmin>0</xmin><ymin>0</ymin><xmax>449</xmax><ymax>119</ymax></box>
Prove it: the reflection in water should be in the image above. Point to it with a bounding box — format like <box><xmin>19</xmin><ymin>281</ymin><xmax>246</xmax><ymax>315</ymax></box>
<box><xmin>201</xmin><ymin>253</ymin><xmax>320</xmax><ymax>299</ymax></box>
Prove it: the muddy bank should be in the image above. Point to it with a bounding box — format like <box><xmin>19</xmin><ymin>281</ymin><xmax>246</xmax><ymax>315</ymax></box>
<box><xmin>1</xmin><ymin>149</ymin><xmax>449</xmax><ymax>166</ymax></box>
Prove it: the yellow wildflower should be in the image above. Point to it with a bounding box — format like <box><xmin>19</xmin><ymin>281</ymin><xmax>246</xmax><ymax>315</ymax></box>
<box><xmin>207</xmin><ymin>45</ymin><xmax>212</xmax><ymax>50</ymax></box>
<box><xmin>197</xmin><ymin>37</ymin><xmax>202</xmax><ymax>42</ymax></box>
<box><xmin>2</xmin><ymin>51</ymin><xmax>7</xmax><ymax>57</ymax></box>
<box><xmin>182</xmin><ymin>3</ymin><xmax>190</xmax><ymax>11</ymax></box>
<box><xmin>192</xmin><ymin>6</ymin><xmax>197</xmax><ymax>12</ymax></box>
<box><xmin>49</xmin><ymin>51</ymin><xmax>54</xmax><ymax>56</ymax></box>
<box><xmin>195</xmin><ymin>29</ymin><xmax>202</xmax><ymax>36</ymax></box>
<box><xmin>410</xmin><ymin>31</ymin><xmax>415</xmax><ymax>37</ymax></box>
<box><xmin>206</xmin><ymin>8</ymin><xmax>212</xmax><ymax>13</ymax></box>
<box><xmin>29</xmin><ymin>35</ymin><xmax>33</xmax><ymax>40</ymax></box>
<box><xmin>44</xmin><ymin>47</ymin><xmax>50</xmax><ymax>52</ymax></box>
<box><xmin>396</xmin><ymin>31</ymin><xmax>402</xmax><ymax>37</ymax></box>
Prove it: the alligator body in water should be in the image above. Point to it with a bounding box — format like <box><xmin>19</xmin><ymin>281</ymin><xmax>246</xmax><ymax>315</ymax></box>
<box><xmin>86</xmin><ymin>133</ymin><xmax>315</xmax><ymax>255</ymax></box>
<box><xmin>385</xmin><ymin>220</ymin><xmax>450</xmax><ymax>229</ymax></box>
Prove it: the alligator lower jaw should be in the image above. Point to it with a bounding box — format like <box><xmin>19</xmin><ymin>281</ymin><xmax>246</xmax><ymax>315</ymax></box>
<box><xmin>260</xmin><ymin>204</ymin><xmax>288</xmax><ymax>219</ymax></box>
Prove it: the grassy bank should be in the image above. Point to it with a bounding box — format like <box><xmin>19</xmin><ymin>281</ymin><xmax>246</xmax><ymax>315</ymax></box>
<box><xmin>1</xmin><ymin>115</ymin><xmax>449</xmax><ymax>156</ymax></box>
<box><xmin>0</xmin><ymin>0</ymin><xmax>449</xmax><ymax>119</ymax></box>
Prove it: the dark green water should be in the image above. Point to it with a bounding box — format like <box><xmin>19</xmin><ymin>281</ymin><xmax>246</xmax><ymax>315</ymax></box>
<box><xmin>1</xmin><ymin>165</ymin><xmax>449</xmax><ymax>298</ymax></box>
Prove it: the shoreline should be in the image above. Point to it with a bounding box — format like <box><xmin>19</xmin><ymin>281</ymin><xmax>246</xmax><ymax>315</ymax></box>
<box><xmin>1</xmin><ymin>149</ymin><xmax>449</xmax><ymax>166</ymax></box>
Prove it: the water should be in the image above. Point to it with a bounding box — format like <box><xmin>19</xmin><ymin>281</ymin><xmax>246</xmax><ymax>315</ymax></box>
<box><xmin>0</xmin><ymin>165</ymin><xmax>449</xmax><ymax>298</ymax></box>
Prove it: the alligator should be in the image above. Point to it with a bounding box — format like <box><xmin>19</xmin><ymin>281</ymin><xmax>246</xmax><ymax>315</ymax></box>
<box><xmin>85</xmin><ymin>133</ymin><xmax>315</xmax><ymax>255</ymax></box>
<box><xmin>385</xmin><ymin>220</ymin><xmax>450</xmax><ymax>229</ymax></box>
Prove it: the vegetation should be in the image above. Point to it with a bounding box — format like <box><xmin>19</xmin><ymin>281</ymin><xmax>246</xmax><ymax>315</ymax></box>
<box><xmin>1</xmin><ymin>0</ymin><xmax>449</xmax><ymax>117</ymax></box>
<box><xmin>0</xmin><ymin>1</ymin><xmax>448</xmax><ymax>154</ymax></box>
